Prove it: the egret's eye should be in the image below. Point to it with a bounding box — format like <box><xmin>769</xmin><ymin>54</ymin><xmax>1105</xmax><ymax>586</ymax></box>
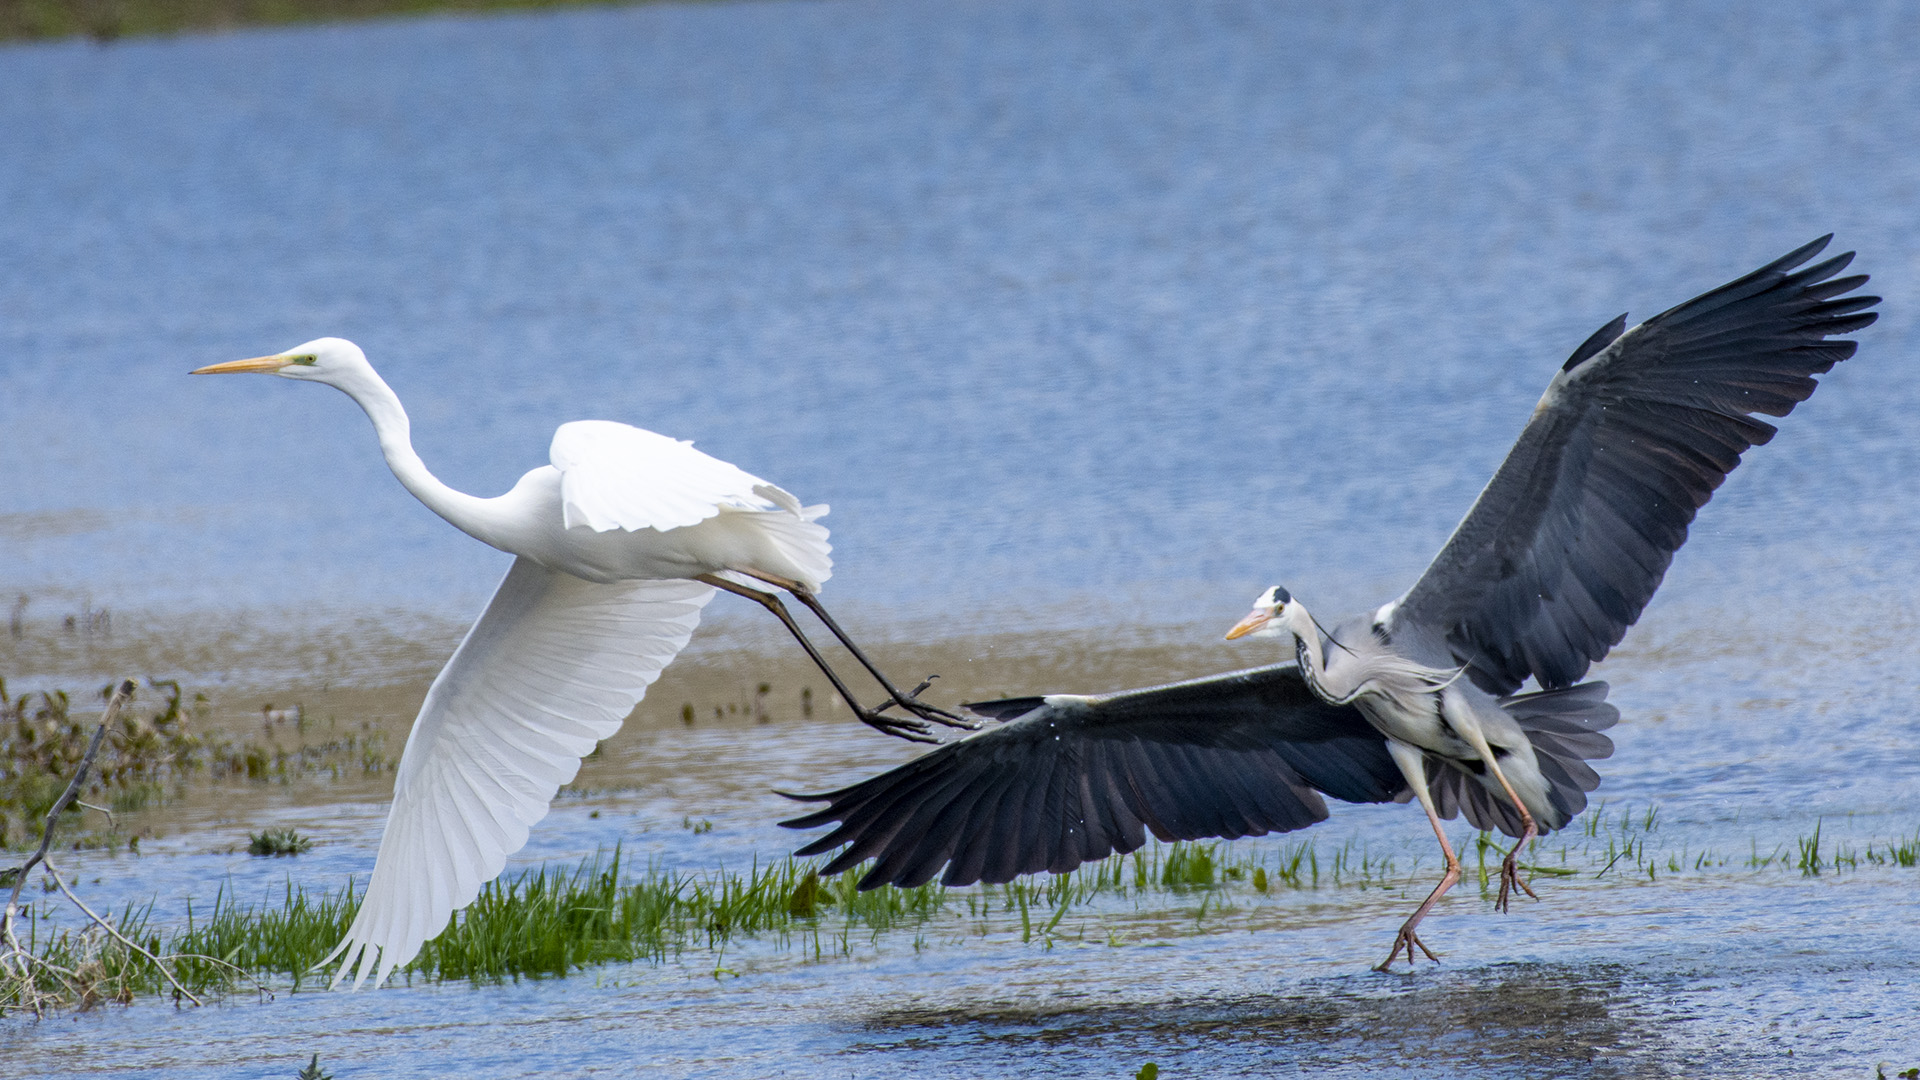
<box><xmin>288</xmin><ymin>354</ymin><xmax>318</xmax><ymax>366</ymax></box>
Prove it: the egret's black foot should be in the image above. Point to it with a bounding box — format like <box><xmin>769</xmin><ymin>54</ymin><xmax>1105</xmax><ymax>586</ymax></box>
<box><xmin>1496</xmin><ymin>850</ymin><xmax>1539</xmax><ymax>913</ymax></box>
<box><xmin>878</xmin><ymin>676</ymin><xmax>980</xmax><ymax>730</ymax></box>
<box><xmin>858</xmin><ymin>709</ymin><xmax>939</xmax><ymax>744</ymax></box>
<box><xmin>1374</xmin><ymin>924</ymin><xmax>1441</xmax><ymax>972</ymax></box>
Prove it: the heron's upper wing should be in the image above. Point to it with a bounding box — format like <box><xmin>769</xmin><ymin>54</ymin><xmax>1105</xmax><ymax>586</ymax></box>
<box><xmin>551</xmin><ymin>419</ymin><xmax>817</xmax><ymax>533</ymax></box>
<box><xmin>1390</xmin><ymin>237</ymin><xmax>1878</xmax><ymax>694</ymax></box>
<box><xmin>780</xmin><ymin>664</ymin><xmax>1402</xmax><ymax>890</ymax></box>
<box><xmin>323</xmin><ymin>557</ymin><xmax>713</xmax><ymax>989</ymax></box>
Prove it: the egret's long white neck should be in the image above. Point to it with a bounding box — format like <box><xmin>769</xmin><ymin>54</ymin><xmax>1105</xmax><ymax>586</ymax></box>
<box><xmin>330</xmin><ymin>367</ymin><xmax>498</xmax><ymax>541</ymax></box>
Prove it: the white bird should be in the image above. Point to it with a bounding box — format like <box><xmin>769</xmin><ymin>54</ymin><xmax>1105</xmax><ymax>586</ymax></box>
<box><xmin>193</xmin><ymin>337</ymin><xmax>967</xmax><ymax>988</ymax></box>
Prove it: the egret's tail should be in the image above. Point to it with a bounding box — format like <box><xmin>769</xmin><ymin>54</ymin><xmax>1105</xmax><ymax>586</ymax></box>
<box><xmin>740</xmin><ymin>486</ymin><xmax>833</xmax><ymax>591</ymax></box>
<box><xmin>1428</xmin><ymin>681</ymin><xmax>1618</xmax><ymax>837</ymax></box>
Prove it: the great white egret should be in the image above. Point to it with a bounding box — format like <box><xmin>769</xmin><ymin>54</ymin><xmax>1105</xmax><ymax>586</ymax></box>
<box><xmin>193</xmin><ymin>337</ymin><xmax>968</xmax><ymax>988</ymax></box>
<box><xmin>781</xmin><ymin>236</ymin><xmax>1878</xmax><ymax>968</ymax></box>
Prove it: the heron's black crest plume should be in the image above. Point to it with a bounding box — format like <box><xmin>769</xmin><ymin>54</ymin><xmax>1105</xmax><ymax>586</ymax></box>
<box><xmin>1308</xmin><ymin>609</ymin><xmax>1359</xmax><ymax>657</ymax></box>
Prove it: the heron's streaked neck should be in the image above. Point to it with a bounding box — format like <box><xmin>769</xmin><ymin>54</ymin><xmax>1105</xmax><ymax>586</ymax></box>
<box><xmin>1281</xmin><ymin>604</ymin><xmax>1326</xmax><ymax>673</ymax></box>
<box><xmin>330</xmin><ymin>368</ymin><xmax>497</xmax><ymax>540</ymax></box>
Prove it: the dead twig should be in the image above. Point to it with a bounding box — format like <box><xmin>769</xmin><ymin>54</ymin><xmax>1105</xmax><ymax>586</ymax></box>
<box><xmin>73</xmin><ymin>800</ymin><xmax>116</xmax><ymax>828</ymax></box>
<box><xmin>2</xmin><ymin>680</ymin><xmax>132</xmax><ymax>929</ymax></box>
<box><xmin>2</xmin><ymin>681</ymin><xmax>133</xmax><ymax>1008</ymax></box>
<box><xmin>43</xmin><ymin>864</ymin><xmax>203</xmax><ymax>1007</ymax></box>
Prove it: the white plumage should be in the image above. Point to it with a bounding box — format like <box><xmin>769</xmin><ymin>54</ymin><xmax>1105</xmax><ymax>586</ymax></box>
<box><xmin>194</xmin><ymin>337</ymin><xmax>840</xmax><ymax>988</ymax></box>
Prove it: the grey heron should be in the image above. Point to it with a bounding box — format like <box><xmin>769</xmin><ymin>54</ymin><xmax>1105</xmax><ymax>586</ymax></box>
<box><xmin>781</xmin><ymin>236</ymin><xmax>1878</xmax><ymax>968</ymax></box>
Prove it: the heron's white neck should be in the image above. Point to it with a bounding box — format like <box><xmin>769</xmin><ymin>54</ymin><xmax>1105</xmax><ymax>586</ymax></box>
<box><xmin>327</xmin><ymin>367</ymin><xmax>499</xmax><ymax>541</ymax></box>
<box><xmin>1280</xmin><ymin>603</ymin><xmax>1327</xmax><ymax>674</ymax></box>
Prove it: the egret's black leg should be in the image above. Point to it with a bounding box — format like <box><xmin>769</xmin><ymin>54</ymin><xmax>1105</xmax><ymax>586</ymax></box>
<box><xmin>696</xmin><ymin>575</ymin><xmax>936</xmax><ymax>744</ymax></box>
<box><xmin>737</xmin><ymin>571</ymin><xmax>977</xmax><ymax>730</ymax></box>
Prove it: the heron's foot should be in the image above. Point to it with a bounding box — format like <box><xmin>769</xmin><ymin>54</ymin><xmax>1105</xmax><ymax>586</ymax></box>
<box><xmin>1495</xmin><ymin>849</ymin><xmax>1539</xmax><ymax>913</ymax></box>
<box><xmin>877</xmin><ymin>676</ymin><xmax>979</xmax><ymax>730</ymax></box>
<box><xmin>1374</xmin><ymin>924</ymin><xmax>1441</xmax><ymax>972</ymax></box>
<box><xmin>857</xmin><ymin>708</ymin><xmax>940</xmax><ymax>745</ymax></box>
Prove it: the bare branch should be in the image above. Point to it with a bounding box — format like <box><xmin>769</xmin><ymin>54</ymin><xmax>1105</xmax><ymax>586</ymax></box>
<box><xmin>43</xmin><ymin>863</ymin><xmax>202</xmax><ymax>1007</ymax></box>
<box><xmin>73</xmin><ymin>801</ymin><xmax>116</xmax><ymax>828</ymax></box>
<box><xmin>2</xmin><ymin>680</ymin><xmax>134</xmax><ymax>959</ymax></box>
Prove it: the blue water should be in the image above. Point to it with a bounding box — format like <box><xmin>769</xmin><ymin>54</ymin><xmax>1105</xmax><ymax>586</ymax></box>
<box><xmin>4</xmin><ymin>0</ymin><xmax>1920</xmax><ymax>1075</ymax></box>
<box><xmin>4</xmin><ymin>0</ymin><xmax>1919</xmax><ymax>640</ymax></box>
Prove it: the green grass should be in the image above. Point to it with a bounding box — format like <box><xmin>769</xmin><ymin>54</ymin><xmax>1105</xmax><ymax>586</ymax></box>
<box><xmin>8</xmin><ymin>803</ymin><xmax>1919</xmax><ymax>1012</ymax></box>
<box><xmin>247</xmin><ymin>827</ymin><xmax>313</xmax><ymax>857</ymax></box>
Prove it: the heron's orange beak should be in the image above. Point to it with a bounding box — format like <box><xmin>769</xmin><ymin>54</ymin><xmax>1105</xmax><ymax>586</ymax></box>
<box><xmin>1224</xmin><ymin>608</ymin><xmax>1273</xmax><ymax>640</ymax></box>
<box><xmin>191</xmin><ymin>355</ymin><xmax>288</xmax><ymax>375</ymax></box>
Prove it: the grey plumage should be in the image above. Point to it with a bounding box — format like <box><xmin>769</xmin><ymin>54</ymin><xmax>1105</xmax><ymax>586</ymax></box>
<box><xmin>1390</xmin><ymin>236</ymin><xmax>1877</xmax><ymax>694</ymax></box>
<box><xmin>784</xmin><ymin>664</ymin><xmax>1401</xmax><ymax>889</ymax></box>
<box><xmin>781</xmin><ymin>237</ymin><xmax>1877</xmax><ymax>965</ymax></box>
<box><xmin>1425</xmin><ymin>682</ymin><xmax>1620</xmax><ymax>837</ymax></box>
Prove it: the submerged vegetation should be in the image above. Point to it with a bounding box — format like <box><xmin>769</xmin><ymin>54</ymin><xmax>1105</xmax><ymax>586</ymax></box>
<box><xmin>6</xmin><ymin>803</ymin><xmax>1917</xmax><ymax>1014</ymax></box>
<box><xmin>1</xmin><ymin>678</ymin><xmax>205</xmax><ymax>851</ymax></box>
<box><xmin>3</xmin><ymin>682</ymin><xmax>1916</xmax><ymax>1015</ymax></box>
<box><xmin>247</xmin><ymin>828</ymin><xmax>313</xmax><ymax>857</ymax></box>
<box><xmin>0</xmin><ymin>0</ymin><xmax>668</xmax><ymax>44</ymax></box>
<box><xmin>1</xmin><ymin>675</ymin><xmax>396</xmax><ymax>852</ymax></box>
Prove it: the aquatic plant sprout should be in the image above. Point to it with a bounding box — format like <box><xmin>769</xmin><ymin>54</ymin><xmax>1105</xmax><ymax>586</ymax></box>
<box><xmin>6</xmin><ymin>808</ymin><xmax>1913</xmax><ymax>1010</ymax></box>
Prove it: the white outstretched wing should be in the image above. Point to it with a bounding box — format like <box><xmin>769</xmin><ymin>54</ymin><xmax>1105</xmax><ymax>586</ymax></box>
<box><xmin>552</xmin><ymin>419</ymin><xmax>805</xmax><ymax>533</ymax></box>
<box><xmin>324</xmin><ymin>557</ymin><xmax>714</xmax><ymax>989</ymax></box>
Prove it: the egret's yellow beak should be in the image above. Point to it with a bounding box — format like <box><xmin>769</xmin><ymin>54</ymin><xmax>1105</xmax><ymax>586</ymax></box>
<box><xmin>1224</xmin><ymin>608</ymin><xmax>1273</xmax><ymax>641</ymax></box>
<box><xmin>191</xmin><ymin>355</ymin><xmax>289</xmax><ymax>375</ymax></box>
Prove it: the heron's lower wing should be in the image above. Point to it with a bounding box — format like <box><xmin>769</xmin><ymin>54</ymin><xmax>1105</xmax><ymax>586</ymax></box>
<box><xmin>1391</xmin><ymin>237</ymin><xmax>1878</xmax><ymax>693</ymax></box>
<box><xmin>780</xmin><ymin>664</ymin><xmax>1402</xmax><ymax>890</ymax></box>
<box><xmin>323</xmin><ymin>558</ymin><xmax>713</xmax><ymax>989</ymax></box>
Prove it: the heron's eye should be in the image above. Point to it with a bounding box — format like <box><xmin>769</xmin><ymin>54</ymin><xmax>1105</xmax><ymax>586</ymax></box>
<box><xmin>289</xmin><ymin>354</ymin><xmax>318</xmax><ymax>366</ymax></box>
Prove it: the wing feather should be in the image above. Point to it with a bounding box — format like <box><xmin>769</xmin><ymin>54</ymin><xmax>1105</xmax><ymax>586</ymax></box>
<box><xmin>781</xmin><ymin>664</ymin><xmax>1405</xmax><ymax>889</ymax></box>
<box><xmin>551</xmin><ymin>419</ymin><xmax>782</xmax><ymax>533</ymax></box>
<box><xmin>323</xmin><ymin>557</ymin><xmax>712</xmax><ymax>988</ymax></box>
<box><xmin>1391</xmin><ymin>237</ymin><xmax>1878</xmax><ymax>692</ymax></box>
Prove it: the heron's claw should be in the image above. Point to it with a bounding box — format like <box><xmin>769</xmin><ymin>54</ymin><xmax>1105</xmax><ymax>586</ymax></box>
<box><xmin>1495</xmin><ymin>849</ymin><xmax>1539</xmax><ymax>913</ymax></box>
<box><xmin>1374</xmin><ymin>925</ymin><xmax>1441</xmax><ymax>972</ymax></box>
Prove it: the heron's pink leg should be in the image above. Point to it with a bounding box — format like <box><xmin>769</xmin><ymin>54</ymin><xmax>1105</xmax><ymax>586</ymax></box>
<box><xmin>1479</xmin><ymin>757</ymin><xmax>1539</xmax><ymax>913</ymax></box>
<box><xmin>1378</xmin><ymin>742</ymin><xmax>1456</xmax><ymax>972</ymax></box>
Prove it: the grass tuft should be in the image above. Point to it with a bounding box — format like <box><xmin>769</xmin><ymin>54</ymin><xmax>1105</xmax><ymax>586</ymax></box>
<box><xmin>247</xmin><ymin>828</ymin><xmax>313</xmax><ymax>857</ymax></box>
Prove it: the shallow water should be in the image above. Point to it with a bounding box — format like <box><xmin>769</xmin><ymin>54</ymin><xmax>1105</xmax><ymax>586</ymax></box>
<box><xmin>4</xmin><ymin>0</ymin><xmax>1920</xmax><ymax>1075</ymax></box>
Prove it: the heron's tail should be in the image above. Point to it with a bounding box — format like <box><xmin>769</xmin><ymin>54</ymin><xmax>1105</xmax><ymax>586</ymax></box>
<box><xmin>1429</xmin><ymin>681</ymin><xmax>1618</xmax><ymax>836</ymax></box>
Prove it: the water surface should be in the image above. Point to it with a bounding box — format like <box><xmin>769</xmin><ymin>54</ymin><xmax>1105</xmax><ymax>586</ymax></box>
<box><xmin>3</xmin><ymin>0</ymin><xmax>1920</xmax><ymax>1075</ymax></box>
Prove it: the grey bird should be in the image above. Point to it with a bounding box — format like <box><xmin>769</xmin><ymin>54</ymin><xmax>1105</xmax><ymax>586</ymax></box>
<box><xmin>781</xmin><ymin>236</ymin><xmax>1878</xmax><ymax>968</ymax></box>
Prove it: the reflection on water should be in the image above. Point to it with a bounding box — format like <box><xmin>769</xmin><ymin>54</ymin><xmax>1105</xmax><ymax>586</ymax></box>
<box><xmin>860</xmin><ymin>964</ymin><xmax>1662</xmax><ymax>1074</ymax></box>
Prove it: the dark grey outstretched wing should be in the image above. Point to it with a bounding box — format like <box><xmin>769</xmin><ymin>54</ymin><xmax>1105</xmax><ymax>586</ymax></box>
<box><xmin>780</xmin><ymin>664</ymin><xmax>1403</xmax><ymax>890</ymax></box>
<box><xmin>1390</xmin><ymin>236</ymin><xmax>1878</xmax><ymax>694</ymax></box>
